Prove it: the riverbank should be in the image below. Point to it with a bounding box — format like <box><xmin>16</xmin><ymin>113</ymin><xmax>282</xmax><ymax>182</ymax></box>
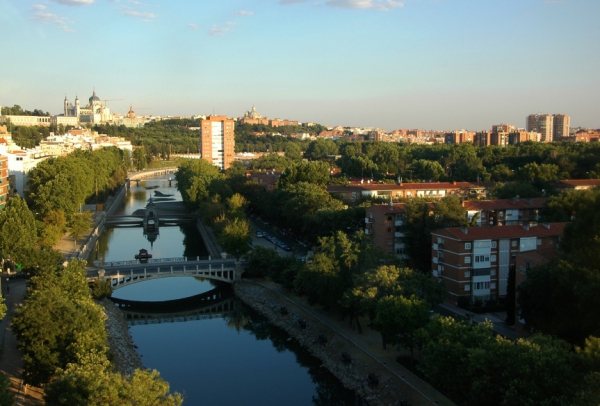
<box><xmin>234</xmin><ymin>281</ymin><xmax>452</xmax><ymax>406</ymax></box>
<box><xmin>100</xmin><ymin>299</ymin><xmax>144</xmax><ymax>375</ymax></box>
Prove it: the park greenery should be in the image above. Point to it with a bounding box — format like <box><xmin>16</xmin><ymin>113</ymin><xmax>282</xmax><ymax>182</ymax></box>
<box><xmin>3</xmin><ymin>110</ymin><xmax>600</xmax><ymax>404</ymax></box>
<box><xmin>0</xmin><ymin>147</ymin><xmax>182</xmax><ymax>404</ymax></box>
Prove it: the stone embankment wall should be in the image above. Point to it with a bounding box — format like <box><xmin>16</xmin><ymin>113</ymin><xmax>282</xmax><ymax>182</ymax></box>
<box><xmin>100</xmin><ymin>298</ymin><xmax>143</xmax><ymax>375</ymax></box>
<box><xmin>234</xmin><ymin>282</ymin><xmax>413</xmax><ymax>406</ymax></box>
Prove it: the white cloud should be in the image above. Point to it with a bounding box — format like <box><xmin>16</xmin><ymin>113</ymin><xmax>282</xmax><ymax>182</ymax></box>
<box><xmin>209</xmin><ymin>25</ymin><xmax>231</xmax><ymax>36</ymax></box>
<box><xmin>280</xmin><ymin>0</ymin><xmax>403</xmax><ymax>9</ymax></box>
<box><xmin>225</xmin><ymin>21</ymin><xmax>236</xmax><ymax>26</ymax></box>
<box><xmin>31</xmin><ymin>7</ymin><xmax>75</xmax><ymax>32</ymax></box>
<box><xmin>121</xmin><ymin>9</ymin><xmax>156</xmax><ymax>18</ymax></box>
<box><xmin>326</xmin><ymin>0</ymin><xmax>403</xmax><ymax>10</ymax></box>
<box><xmin>188</xmin><ymin>23</ymin><xmax>199</xmax><ymax>30</ymax></box>
<box><xmin>234</xmin><ymin>10</ymin><xmax>253</xmax><ymax>15</ymax></box>
<box><xmin>51</xmin><ymin>0</ymin><xmax>94</xmax><ymax>5</ymax></box>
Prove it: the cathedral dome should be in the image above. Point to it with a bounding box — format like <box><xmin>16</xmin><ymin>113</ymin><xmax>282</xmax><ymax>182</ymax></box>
<box><xmin>89</xmin><ymin>90</ymin><xmax>100</xmax><ymax>104</ymax></box>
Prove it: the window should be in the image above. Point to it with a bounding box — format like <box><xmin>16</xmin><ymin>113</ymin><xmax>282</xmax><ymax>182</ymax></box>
<box><xmin>474</xmin><ymin>282</ymin><xmax>490</xmax><ymax>290</ymax></box>
<box><xmin>511</xmin><ymin>240</ymin><xmax>517</xmax><ymax>247</ymax></box>
<box><xmin>464</xmin><ymin>285</ymin><xmax>471</xmax><ymax>292</ymax></box>
<box><xmin>465</xmin><ymin>243</ymin><xmax>472</xmax><ymax>250</ymax></box>
<box><xmin>490</xmin><ymin>269</ymin><xmax>496</xmax><ymax>276</ymax></box>
<box><xmin>491</xmin><ymin>282</ymin><xmax>496</xmax><ymax>289</ymax></box>
<box><xmin>387</xmin><ymin>228</ymin><xmax>392</xmax><ymax>233</ymax></box>
<box><xmin>474</xmin><ymin>255</ymin><xmax>490</xmax><ymax>263</ymax></box>
<box><xmin>387</xmin><ymin>216</ymin><xmax>392</xmax><ymax>221</ymax></box>
<box><xmin>387</xmin><ymin>239</ymin><xmax>393</xmax><ymax>245</ymax></box>
<box><xmin>464</xmin><ymin>271</ymin><xmax>471</xmax><ymax>278</ymax></box>
<box><xmin>491</xmin><ymin>255</ymin><xmax>496</xmax><ymax>262</ymax></box>
<box><xmin>465</xmin><ymin>256</ymin><xmax>471</xmax><ymax>264</ymax></box>
<box><xmin>491</xmin><ymin>241</ymin><xmax>497</xmax><ymax>248</ymax></box>
<box><xmin>537</xmin><ymin>239</ymin><xmax>542</xmax><ymax>246</ymax></box>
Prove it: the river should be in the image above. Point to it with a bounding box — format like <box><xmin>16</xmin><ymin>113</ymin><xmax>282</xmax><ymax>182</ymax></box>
<box><xmin>93</xmin><ymin>175</ymin><xmax>363</xmax><ymax>405</ymax></box>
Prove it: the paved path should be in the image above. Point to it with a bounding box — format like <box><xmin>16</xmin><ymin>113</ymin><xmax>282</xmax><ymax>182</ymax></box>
<box><xmin>255</xmin><ymin>281</ymin><xmax>456</xmax><ymax>406</ymax></box>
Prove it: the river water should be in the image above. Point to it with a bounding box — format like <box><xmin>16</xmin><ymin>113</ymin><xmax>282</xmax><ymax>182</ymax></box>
<box><xmin>93</xmin><ymin>175</ymin><xmax>362</xmax><ymax>405</ymax></box>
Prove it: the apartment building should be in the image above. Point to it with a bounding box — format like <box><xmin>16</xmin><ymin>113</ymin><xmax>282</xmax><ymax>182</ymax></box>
<box><xmin>431</xmin><ymin>222</ymin><xmax>566</xmax><ymax>304</ymax></box>
<box><xmin>328</xmin><ymin>181</ymin><xmax>492</xmax><ymax>203</ymax></box>
<box><xmin>527</xmin><ymin>113</ymin><xmax>554</xmax><ymax>142</ymax></box>
<box><xmin>199</xmin><ymin>115</ymin><xmax>235</xmax><ymax>170</ymax></box>
<box><xmin>0</xmin><ymin>155</ymin><xmax>8</xmax><ymax>209</ymax></box>
<box><xmin>553</xmin><ymin>114</ymin><xmax>570</xmax><ymax>139</ymax></box>
<box><xmin>364</xmin><ymin>203</ymin><xmax>419</xmax><ymax>259</ymax></box>
<box><xmin>463</xmin><ymin>197</ymin><xmax>547</xmax><ymax>226</ymax></box>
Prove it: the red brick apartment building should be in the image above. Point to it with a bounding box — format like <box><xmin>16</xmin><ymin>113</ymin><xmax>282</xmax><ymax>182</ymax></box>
<box><xmin>247</xmin><ymin>169</ymin><xmax>281</xmax><ymax>191</ymax></box>
<box><xmin>0</xmin><ymin>155</ymin><xmax>8</xmax><ymax>209</ymax></box>
<box><xmin>364</xmin><ymin>203</ymin><xmax>422</xmax><ymax>259</ymax></box>
<box><xmin>327</xmin><ymin>181</ymin><xmax>491</xmax><ymax>203</ymax></box>
<box><xmin>463</xmin><ymin>197</ymin><xmax>547</xmax><ymax>226</ymax></box>
<box><xmin>431</xmin><ymin>222</ymin><xmax>566</xmax><ymax>305</ymax></box>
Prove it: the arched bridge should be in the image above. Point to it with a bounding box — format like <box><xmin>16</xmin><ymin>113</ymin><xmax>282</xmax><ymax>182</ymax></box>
<box><xmin>89</xmin><ymin>257</ymin><xmax>244</xmax><ymax>288</ymax></box>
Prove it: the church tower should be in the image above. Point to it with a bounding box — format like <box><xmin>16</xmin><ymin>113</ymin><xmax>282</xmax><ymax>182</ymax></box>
<box><xmin>64</xmin><ymin>95</ymin><xmax>69</xmax><ymax>116</ymax></box>
<box><xmin>75</xmin><ymin>95</ymin><xmax>80</xmax><ymax>117</ymax></box>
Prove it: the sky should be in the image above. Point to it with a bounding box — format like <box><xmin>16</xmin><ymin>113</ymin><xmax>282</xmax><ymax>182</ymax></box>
<box><xmin>1</xmin><ymin>0</ymin><xmax>599</xmax><ymax>131</ymax></box>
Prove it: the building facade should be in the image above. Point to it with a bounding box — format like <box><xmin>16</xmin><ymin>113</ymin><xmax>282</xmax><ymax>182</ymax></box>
<box><xmin>364</xmin><ymin>203</ymin><xmax>411</xmax><ymax>259</ymax></box>
<box><xmin>63</xmin><ymin>90</ymin><xmax>114</xmax><ymax>124</ymax></box>
<box><xmin>553</xmin><ymin>114</ymin><xmax>570</xmax><ymax>140</ymax></box>
<box><xmin>199</xmin><ymin>115</ymin><xmax>235</xmax><ymax>170</ymax></box>
<box><xmin>527</xmin><ymin>113</ymin><xmax>554</xmax><ymax>142</ymax></box>
<box><xmin>0</xmin><ymin>155</ymin><xmax>8</xmax><ymax>209</ymax></box>
<box><xmin>431</xmin><ymin>222</ymin><xmax>566</xmax><ymax>305</ymax></box>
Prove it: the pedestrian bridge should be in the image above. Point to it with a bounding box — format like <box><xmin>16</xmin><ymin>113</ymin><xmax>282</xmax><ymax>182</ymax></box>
<box><xmin>91</xmin><ymin>257</ymin><xmax>243</xmax><ymax>288</ymax></box>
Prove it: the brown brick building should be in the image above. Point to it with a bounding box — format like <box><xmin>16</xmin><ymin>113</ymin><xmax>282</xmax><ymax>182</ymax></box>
<box><xmin>199</xmin><ymin>115</ymin><xmax>235</xmax><ymax>170</ymax></box>
<box><xmin>431</xmin><ymin>222</ymin><xmax>566</xmax><ymax>305</ymax></box>
<box><xmin>0</xmin><ymin>155</ymin><xmax>8</xmax><ymax>209</ymax></box>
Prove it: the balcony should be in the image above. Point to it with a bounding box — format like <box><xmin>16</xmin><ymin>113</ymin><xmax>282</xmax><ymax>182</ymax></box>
<box><xmin>365</xmin><ymin>217</ymin><xmax>372</xmax><ymax>224</ymax></box>
<box><xmin>395</xmin><ymin>220</ymin><xmax>403</xmax><ymax>226</ymax></box>
<box><xmin>395</xmin><ymin>232</ymin><xmax>404</xmax><ymax>238</ymax></box>
<box><xmin>364</xmin><ymin>229</ymin><xmax>371</xmax><ymax>235</ymax></box>
<box><xmin>432</xmin><ymin>257</ymin><xmax>439</xmax><ymax>264</ymax></box>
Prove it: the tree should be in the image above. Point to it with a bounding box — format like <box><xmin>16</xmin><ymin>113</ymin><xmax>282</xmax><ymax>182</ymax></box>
<box><xmin>39</xmin><ymin>209</ymin><xmax>67</xmax><ymax>248</ymax></box>
<box><xmin>373</xmin><ymin>295</ymin><xmax>430</xmax><ymax>353</ymax></box>
<box><xmin>0</xmin><ymin>373</ymin><xmax>14</xmax><ymax>406</ymax></box>
<box><xmin>0</xmin><ymin>195</ymin><xmax>37</xmax><ymax>263</ymax></box>
<box><xmin>69</xmin><ymin>211</ymin><xmax>93</xmax><ymax>245</ymax></box>
<box><xmin>133</xmin><ymin>146</ymin><xmax>147</xmax><ymax>171</ymax></box>
<box><xmin>284</xmin><ymin>142</ymin><xmax>303</xmax><ymax>161</ymax></box>
<box><xmin>219</xmin><ymin>218</ymin><xmax>251</xmax><ymax>260</ymax></box>
<box><xmin>45</xmin><ymin>353</ymin><xmax>182</xmax><ymax>406</ymax></box>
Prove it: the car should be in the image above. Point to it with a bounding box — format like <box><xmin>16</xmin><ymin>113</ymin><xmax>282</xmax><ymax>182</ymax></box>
<box><xmin>282</xmin><ymin>245</ymin><xmax>292</xmax><ymax>252</ymax></box>
<box><xmin>263</xmin><ymin>233</ymin><xmax>273</xmax><ymax>242</ymax></box>
<box><xmin>255</xmin><ymin>231</ymin><xmax>264</xmax><ymax>238</ymax></box>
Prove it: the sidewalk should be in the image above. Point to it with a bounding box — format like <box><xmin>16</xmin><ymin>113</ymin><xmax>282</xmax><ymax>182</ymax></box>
<box><xmin>255</xmin><ymin>281</ymin><xmax>456</xmax><ymax>406</ymax></box>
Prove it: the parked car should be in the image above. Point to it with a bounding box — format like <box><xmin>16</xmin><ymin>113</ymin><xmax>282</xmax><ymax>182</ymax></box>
<box><xmin>255</xmin><ymin>231</ymin><xmax>264</xmax><ymax>238</ymax></box>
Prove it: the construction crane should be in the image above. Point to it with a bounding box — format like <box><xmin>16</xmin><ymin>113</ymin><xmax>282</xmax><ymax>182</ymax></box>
<box><xmin>102</xmin><ymin>99</ymin><xmax>124</xmax><ymax>109</ymax></box>
<box><xmin>126</xmin><ymin>105</ymin><xmax>152</xmax><ymax>120</ymax></box>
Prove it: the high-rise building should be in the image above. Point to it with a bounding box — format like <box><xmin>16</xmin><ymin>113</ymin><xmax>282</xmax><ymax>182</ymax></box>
<box><xmin>526</xmin><ymin>113</ymin><xmax>554</xmax><ymax>142</ymax></box>
<box><xmin>199</xmin><ymin>115</ymin><xmax>235</xmax><ymax>170</ymax></box>
<box><xmin>553</xmin><ymin>114</ymin><xmax>570</xmax><ymax>140</ymax></box>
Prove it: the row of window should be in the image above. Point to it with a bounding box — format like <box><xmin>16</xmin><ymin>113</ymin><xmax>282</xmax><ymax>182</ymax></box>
<box><xmin>464</xmin><ymin>269</ymin><xmax>496</xmax><ymax>278</ymax></box>
<box><xmin>464</xmin><ymin>282</ymin><xmax>496</xmax><ymax>291</ymax></box>
<box><xmin>464</xmin><ymin>255</ymin><xmax>496</xmax><ymax>264</ymax></box>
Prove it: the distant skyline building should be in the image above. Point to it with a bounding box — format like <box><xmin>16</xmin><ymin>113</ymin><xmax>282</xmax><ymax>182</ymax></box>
<box><xmin>526</xmin><ymin>113</ymin><xmax>570</xmax><ymax>143</ymax></box>
<box><xmin>199</xmin><ymin>115</ymin><xmax>235</xmax><ymax>170</ymax></box>
<box><xmin>553</xmin><ymin>114</ymin><xmax>571</xmax><ymax>139</ymax></box>
<box><xmin>63</xmin><ymin>89</ymin><xmax>114</xmax><ymax>124</ymax></box>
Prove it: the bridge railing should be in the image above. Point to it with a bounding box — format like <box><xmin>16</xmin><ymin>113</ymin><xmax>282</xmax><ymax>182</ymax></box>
<box><xmin>97</xmin><ymin>255</ymin><xmax>237</xmax><ymax>268</ymax></box>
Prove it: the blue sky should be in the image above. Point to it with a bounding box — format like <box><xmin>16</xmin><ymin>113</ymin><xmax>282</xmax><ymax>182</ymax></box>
<box><xmin>1</xmin><ymin>0</ymin><xmax>599</xmax><ymax>130</ymax></box>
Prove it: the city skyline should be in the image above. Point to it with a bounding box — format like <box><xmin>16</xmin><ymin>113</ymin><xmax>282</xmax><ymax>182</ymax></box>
<box><xmin>1</xmin><ymin>0</ymin><xmax>599</xmax><ymax>131</ymax></box>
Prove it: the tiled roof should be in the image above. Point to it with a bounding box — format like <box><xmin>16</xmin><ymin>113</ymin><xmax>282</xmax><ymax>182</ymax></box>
<box><xmin>463</xmin><ymin>198</ymin><xmax>547</xmax><ymax>211</ymax></box>
<box><xmin>327</xmin><ymin>182</ymin><xmax>465</xmax><ymax>193</ymax></box>
<box><xmin>556</xmin><ymin>179</ymin><xmax>600</xmax><ymax>188</ymax></box>
<box><xmin>432</xmin><ymin>222</ymin><xmax>567</xmax><ymax>241</ymax></box>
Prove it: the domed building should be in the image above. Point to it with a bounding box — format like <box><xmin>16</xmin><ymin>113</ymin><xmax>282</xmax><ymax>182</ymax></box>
<box><xmin>63</xmin><ymin>89</ymin><xmax>114</xmax><ymax>124</ymax></box>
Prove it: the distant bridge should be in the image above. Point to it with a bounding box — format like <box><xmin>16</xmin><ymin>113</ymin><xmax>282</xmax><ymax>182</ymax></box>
<box><xmin>90</xmin><ymin>257</ymin><xmax>243</xmax><ymax>287</ymax></box>
<box><xmin>104</xmin><ymin>213</ymin><xmax>196</xmax><ymax>227</ymax></box>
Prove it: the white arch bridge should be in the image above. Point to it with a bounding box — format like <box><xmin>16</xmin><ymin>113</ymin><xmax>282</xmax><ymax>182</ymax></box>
<box><xmin>89</xmin><ymin>257</ymin><xmax>244</xmax><ymax>289</ymax></box>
